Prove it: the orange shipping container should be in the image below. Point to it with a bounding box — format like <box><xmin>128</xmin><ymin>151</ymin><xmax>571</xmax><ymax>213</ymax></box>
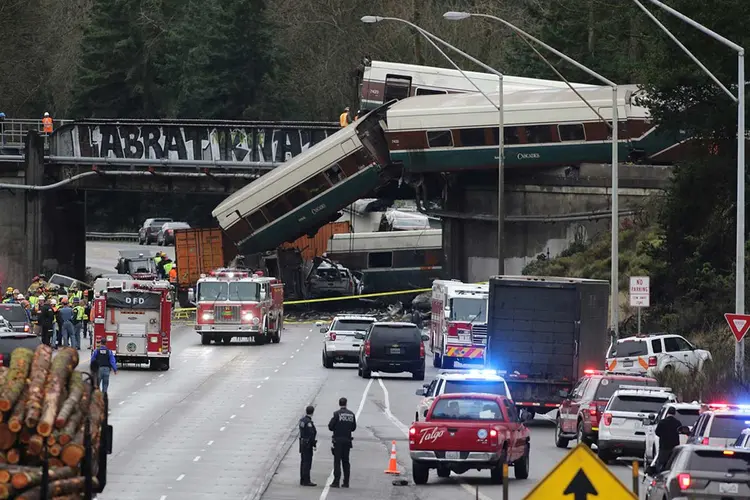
<box><xmin>281</xmin><ymin>222</ymin><xmax>351</xmax><ymax>260</ymax></box>
<box><xmin>174</xmin><ymin>228</ymin><xmax>237</xmax><ymax>291</ymax></box>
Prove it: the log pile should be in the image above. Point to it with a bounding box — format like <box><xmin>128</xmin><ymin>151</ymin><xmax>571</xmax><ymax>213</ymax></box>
<box><xmin>0</xmin><ymin>346</ymin><xmax>108</xmax><ymax>498</ymax></box>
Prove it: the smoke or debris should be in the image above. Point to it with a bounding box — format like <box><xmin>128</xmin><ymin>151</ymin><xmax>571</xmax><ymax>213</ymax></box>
<box><xmin>284</xmin><ymin>296</ymin><xmax>432</xmax><ymax>325</ymax></box>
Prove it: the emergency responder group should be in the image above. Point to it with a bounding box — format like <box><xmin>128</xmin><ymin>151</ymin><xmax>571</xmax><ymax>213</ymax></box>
<box><xmin>298</xmin><ymin>397</ymin><xmax>357</xmax><ymax>488</ymax></box>
<box><xmin>154</xmin><ymin>251</ymin><xmax>178</xmax><ymax>283</ymax></box>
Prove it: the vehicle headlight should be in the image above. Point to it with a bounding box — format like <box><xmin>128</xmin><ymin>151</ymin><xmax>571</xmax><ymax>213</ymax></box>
<box><xmin>242</xmin><ymin>311</ymin><xmax>254</xmax><ymax>320</ymax></box>
<box><xmin>252</xmin><ymin>316</ymin><xmax>260</xmax><ymax>325</ymax></box>
<box><xmin>202</xmin><ymin>312</ymin><xmax>214</xmax><ymax>321</ymax></box>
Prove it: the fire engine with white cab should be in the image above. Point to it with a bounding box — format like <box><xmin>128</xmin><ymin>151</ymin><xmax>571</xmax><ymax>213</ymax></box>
<box><xmin>431</xmin><ymin>280</ymin><xmax>489</xmax><ymax>369</ymax></box>
<box><xmin>92</xmin><ymin>279</ymin><xmax>172</xmax><ymax>371</ymax></box>
<box><xmin>189</xmin><ymin>268</ymin><xmax>284</xmax><ymax>346</ymax></box>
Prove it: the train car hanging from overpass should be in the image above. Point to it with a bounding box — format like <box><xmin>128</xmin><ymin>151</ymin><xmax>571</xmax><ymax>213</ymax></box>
<box><xmin>384</xmin><ymin>85</ymin><xmax>689</xmax><ymax>172</ymax></box>
<box><xmin>213</xmin><ymin>103</ymin><xmax>395</xmax><ymax>253</ymax></box>
<box><xmin>358</xmin><ymin>59</ymin><xmax>599</xmax><ymax>111</ymax></box>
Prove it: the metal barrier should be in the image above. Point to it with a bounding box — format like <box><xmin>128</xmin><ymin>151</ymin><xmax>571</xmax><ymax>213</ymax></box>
<box><xmin>0</xmin><ymin>118</ymin><xmax>73</xmax><ymax>146</ymax></box>
<box><xmin>86</xmin><ymin>232</ymin><xmax>139</xmax><ymax>242</ymax></box>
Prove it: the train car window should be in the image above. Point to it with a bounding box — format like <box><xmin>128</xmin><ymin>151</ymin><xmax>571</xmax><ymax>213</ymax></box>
<box><xmin>424</xmin><ymin>249</ymin><xmax>443</xmax><ymax>267</ymax></box>
<box><xmin>224</xmin><ymin>220</ymin><xmax>251</xmax><ymax>242</ymax></box>
<box><xmin>491</xmin><ymin>127</ymin><xmax>521</xmax><ymax>145</ymax></box>
<box><xmin>368</xmin><ymin>251</ymin><xmax>393</xmax><ymax>268</ymax></box>
<box><xmin>426</xmin><ymin>130</ymin><xmax>454</xmax><ymax>148</ymax></box>
<box><xmin>415</xmin><ymin>88</ymin><xmax>448</xmax><ymax>96</ymax></box>
<box><xmin>323</xmin><ymin>163</ymin><xmax>346</xmax><ymax>185</ymax></box>
<box><xmin>246</xmin><ymin>210</ymin><xmax>268</xmax><ymax>231</ymax></box>
<box><xmin>392</xmin><ymin>250</ymin><xmax>426</xmax><ymax>268</ymax></box>
<box><xmin>524</xmin><ymin>125</ymin><xmax>553</xmax><ymax>143</ymax></box>
<box><xmin>262</xmin><ymin>197</ymin><xmax>290</xmax><ymax>222</ymax></box>
<box><xmin>558</xmin><ymin>124</ymin><xmax>586</xmax><ymax>141</ymax></box>
<box><xmin>299</xmin><ymin>174</ymin><xmax>331</xmax><ymax>201</ymax></box>
<box><xmin>606</xmin><ymin>120</ymin><xmax>629</xmax><ymax>137</ymax></box>
<box><xmin>384</xmin><ymin>74</ymin><xmax>412</xmax><ymax>101</ymax></box>
<box><xmin>459</xmin><ymin>128</ymin><xmax>486</xmax><ymax>147</ymax></box>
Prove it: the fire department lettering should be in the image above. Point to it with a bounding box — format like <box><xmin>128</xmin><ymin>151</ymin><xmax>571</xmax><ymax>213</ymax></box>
<box><xmin>106</xmin><ymin>291</ymin><xmax>161</xmax><ymax>310</ymax></box>
<box><xmin>418</xmin><ymin>427</ymin><xmax>445</xmax><ymax>445</ymax></box>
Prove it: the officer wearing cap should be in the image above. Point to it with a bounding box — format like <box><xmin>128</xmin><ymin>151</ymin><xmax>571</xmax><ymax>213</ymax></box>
<box><xmin>298</xmin><ymin>405</ymin><xmax>317</xmax><ymax>487</ymax></box>
<box><xmin>90</xmin><ymin>337</ymin><xmax>117</xmax><ymax>392</ymax></box>
<box><xmin>328</xmin><ymin>397</ymin><xmax>357</xmax><ymax>488</ymax></box>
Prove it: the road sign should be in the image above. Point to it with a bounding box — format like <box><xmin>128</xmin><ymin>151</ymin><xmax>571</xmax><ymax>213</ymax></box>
<box><xmin>725</xmin><ymin>313</ymin><xmax>750</xmax><ymax>342</ymax></box>
<box><xmin>523</xmin><ymin>443</ymin><xmax>636</xmax><ymax>500</ymax></box>
<box><xmin>629</xmin><ymin>276</ymin><xmax>650</xmax><ymax>307</ymax></box>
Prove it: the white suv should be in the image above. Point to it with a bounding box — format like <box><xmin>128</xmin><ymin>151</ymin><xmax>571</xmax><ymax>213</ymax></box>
<box><xmin>605</xmin><ymin>333</ymin><xmax>711</xmax><ymax>376</ymax></box>
<box><xmin>321</xmin><ymin>315</ymin><xmax>376</xmax><ymax>368</ymax></box>
<box><xmin>597</xmin><ymin>385</ymin><xmax>677</xmax><ymax>462</ymax></box>
<box><xmin>687</xmin><ymin>405</ymin><xmax>750</xmax><ymax>447</ymax></box>
<box><xmin>643</xmin><ymin>401</ymin><xmax>702</xmax><ymax>465</ymax></box>
<box><xmin>415</xmin><ymin>369</ymin><xmax>512</xmax><ymax>418</ymax></box>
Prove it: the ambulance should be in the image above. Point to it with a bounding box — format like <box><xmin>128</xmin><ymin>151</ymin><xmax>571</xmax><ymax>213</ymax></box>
<box><xmin>430</xmin><ymin>280</ymin><xmax>489</xmax><ymax>369</ymax></box>
<box><xmin>190</xmin><ymin>269</ymin><xmax>284</xmax><ymax>345</ymax></box>
<box><xmin>92</xmin><ymin>279</ymin><xmax>172</xmax><ymax>370</ymax></box>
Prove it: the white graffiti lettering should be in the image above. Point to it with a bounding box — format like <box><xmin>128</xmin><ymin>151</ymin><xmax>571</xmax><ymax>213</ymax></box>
<box><xmin>418</xmin><ymin>427</ymin><xmax>445</xmax><ymax>445</ymax></box>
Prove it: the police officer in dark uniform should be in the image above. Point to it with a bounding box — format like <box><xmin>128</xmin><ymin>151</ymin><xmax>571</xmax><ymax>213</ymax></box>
<box><xmin>653</xmin><ymin>406</ymin><xmax>683</xmax><ymax>473</ymax></box>
<box><xmin>298</xmin><ymin>405</ymin><xmax>317</xmax><ymax>487</ymax></box>
<box><xmin>328</xmin><ymin>397</ymin><xmax>357</xmax><ymax>488</ymax></box>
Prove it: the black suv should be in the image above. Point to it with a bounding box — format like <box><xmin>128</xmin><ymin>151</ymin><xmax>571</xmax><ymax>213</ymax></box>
<box><xmin>356</xmin><ymin>322</ymin><xmax>428</xmax><ymax>380</ymax></box>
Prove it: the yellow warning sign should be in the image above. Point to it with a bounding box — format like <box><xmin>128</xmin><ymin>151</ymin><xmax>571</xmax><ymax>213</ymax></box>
<box><xmin>523</xmin><ymin>443</ymin><xmax>636</xmax><ymax>500</ymax></box>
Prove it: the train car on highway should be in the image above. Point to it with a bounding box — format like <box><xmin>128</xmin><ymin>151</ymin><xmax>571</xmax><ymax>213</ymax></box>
<box><xmin>189</xmin><ymin>269</ymin><xmax>283</xmax><ymax>346</ymax></box>
<box><xmin>212</xmin><ymin>103</ymin><xmax>394</xmax><ymax>254</ymax></box>
<box><xmin>384</xmin><ymin>85</ymin><xmax>689</xmax><ymax>172</ymax></box>
<box><xmin>358</xmin><ymin>59</ymin><xmax>598</xmax><ymax>111</ymax></box>
<box><xmin>92</xmin><ymin>279</ymin><xmax>172</xmax><ymax>370</ymax></box>
<box><xmin>325</xmin><ymin>229</ymin><xmax>444</xmax><ymax>294</ymax></box>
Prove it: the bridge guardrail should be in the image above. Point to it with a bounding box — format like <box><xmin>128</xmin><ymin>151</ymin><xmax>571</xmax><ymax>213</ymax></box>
<box><xmin>86</xmin><ymin>232</ymin><xmax>139</xmax><ymax>242</ymax></box>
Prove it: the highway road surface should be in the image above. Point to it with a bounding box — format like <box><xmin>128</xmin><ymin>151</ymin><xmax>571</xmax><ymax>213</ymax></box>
<box><xmin>86</xmin><ymin>241</ymin><xmax>648</xmax><ymax>500</ymax></box>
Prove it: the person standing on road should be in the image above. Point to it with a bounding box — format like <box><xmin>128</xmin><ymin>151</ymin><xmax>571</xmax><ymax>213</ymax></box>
<box><xmin>298</xmin><ymin>405</ymin><xmax>317</xmax><ymax>487</ymax></box>
<box><xmin>653</xmin><ymin>406</ymin><xmax>682</xmax><ymax>473</ymax></box>
<box><xmin>37</xmin><ymin>297</ymin><xmax>54</xmax><ymax>346</ymax></box>
<box><xmin>57</xmin><ymin>298</ymin><xmax>75</xmax><ymax>348</ymax></box>
<box><xmin>328</xmin><ymin>397</ymin><xmax>356</xmax><ymax>488</ymax></box>
<box><xmin>90</xmin><ymin>337</ymin><xmax>117</xmax><ymax>392</ymax></box>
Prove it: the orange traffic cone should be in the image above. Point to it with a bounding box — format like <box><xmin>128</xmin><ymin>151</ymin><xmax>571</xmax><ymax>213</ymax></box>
<box><xmin>384</xmin><ymin>440</ymin><xmax>400</xmax><ymax>474</ymax></box>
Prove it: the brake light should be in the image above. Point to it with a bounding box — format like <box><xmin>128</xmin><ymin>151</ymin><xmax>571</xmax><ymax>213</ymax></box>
<box><xmin>648</xmin><ymin>356</ymin><xmax>657</xmax><ymax>367</ymax></box>
<box><xmin>489</xmin><ymin>429</ymin><xmax>497</xmax><ymax>437</ymax></box>
<box><xmin>23</xmin><ymin>324</ymin><xmax>29</xmax><ymax>332</ymax></box>
<box><xmin>701</xmin><ymin>437</ymin><xmax>709</xmax><ymax>445</ymax></box>
<box><xmin>364</xmin><ymin>340</ymin><xmax>370</xmax><ymax>356</ymax></box>
<box><xmin>589</xmin><ymin>408</ymin><xmax>598</xmax><ymax>420</ymax></box>
<box><xmin>677</xmin><ymin>473</ymin><xmax>691</xmax><ymax>490</ymax></box>
<box><xmin>602</xmin><ymin>413</ymin><xmax>612</xmax><ymax>426</ymax></box>
<box><xmin>419</xmin><ymin>342</ymin><xmax>425</xmax><ymax>358</ymax></box>
<box><xmin>328</xmin><ymin>332</ymin><xmax>337</xmax><ymax>341</ymax></box>
<box><xmin>584</xmin><ymin>369</ymin><xmax>596</xmax><ymax>374</ymax></box>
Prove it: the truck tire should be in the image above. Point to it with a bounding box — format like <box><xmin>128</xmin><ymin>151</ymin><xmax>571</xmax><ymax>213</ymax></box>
<box><xmin>201</xmin><ymin>334</ymin><xmax>210</xmax><ymax>345</ymax></box>
<box><xmin>490</xmin><ymin>448</ymin><xmax>508</xmax><ymax>484</ymax></box>
<box><xmin>361</xmin><ymin>365</ymin><xmax>371</xmax><ymax>379</ymax></box>
<box><xmin>322</xmin><ymin>352</ymin><xmax>334</xmax><ymax>369</ymax></box>
<box><xmin>412</xmin><ymin>370</ymin><xmax>425</xmax><ymax>381</ymax></box>
<box><xmin>432</xmin><ymin>352</ymin><xmax>440</xmax><ymax>368</ymax></box>
<box><xmin>514</xmin><ymin>444</ymin><xmax>530</xmax><ymax>479</ymax></box>
<box><xmin>222</xmin><ymin>336</ymin><xmax>232</xmax><ymax>345</ymax></box>
<box><xmin>577</xmin><ymin>420</ymin><xmax>591</xmax><ymax>447</ymax></box>
<box><xmin>441</xmin><ymin>356</ymin><xmax>454</xmax><ymax>369</ymax></box>
<box><xmin>161</xmin><ymin>358</ymin><xmax>170</xmax><ymax>370</ymax></box>
<box><xmin>271</xmin><ymin>330</ymin><xmax>281</xmax><ymax>343</ymax></box>
<box><xmin>555</xmin><ymin>419</ymin><xmax>570</xmax><ymax>448</ymax></box>
<box><xmin>412</xmin><ymin>461</ymin><xmax>429</xmax><ymax>485</ymax></box>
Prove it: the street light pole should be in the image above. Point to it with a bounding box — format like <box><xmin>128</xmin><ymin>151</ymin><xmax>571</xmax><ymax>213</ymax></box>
<box><xmin>634</xmin><ymin>0</ymin><xmax>745</xmax><ymax>377</ymax></box>
<box><xmin>443</xmin><ymin>11</ymin><xmax>622</xmax><ymax>337</ymax></box>
<box><xmin>361</xmin><ymin>15</ymin><xmax>507</xmax><ymax>274</ymax></box>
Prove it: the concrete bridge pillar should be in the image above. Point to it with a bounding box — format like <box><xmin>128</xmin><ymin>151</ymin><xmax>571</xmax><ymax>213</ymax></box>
<box><xmin>0</xmin><ymin>131</ymin><xmax>85</xmax><ymax>291</ymax></box>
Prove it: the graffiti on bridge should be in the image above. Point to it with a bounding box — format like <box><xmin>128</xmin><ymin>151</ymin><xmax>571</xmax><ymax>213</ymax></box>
<box><xmin>52</xmin><ymin>124</ymin><xmax>337</xmax><ymax>163</ymax></box>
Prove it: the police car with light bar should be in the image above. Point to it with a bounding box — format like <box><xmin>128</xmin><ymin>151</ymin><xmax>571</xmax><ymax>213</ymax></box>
<box><xmin>687</xmin><ymin>403</ymin><xmax>750</xmax><ymax>448</ymax></box>
<box><xmin>597</xmin><ymin>385</ymin><xmax>677</xmax><ymax>462</ymax></box>
<box><xmin>415</xmin><ymin>369</ymin><xmax>512</xmax><ymax>418</ymax></box>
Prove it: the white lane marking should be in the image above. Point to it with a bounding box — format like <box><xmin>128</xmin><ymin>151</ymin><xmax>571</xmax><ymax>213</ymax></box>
<box><xmin>207</xmin><ymin>440</ymin><xmax>214</xmax><ymax>446</ymax></box>
<box><xmin>132</xmin><ymin>391</ymin><xmax>138</xmax><ymax>395</ymax></box>
<box><xmin>230</xmin><ymin>415</ymin><xmax>236</xmax><ymax>419</ymax></box>
<box><xmin>118</xmin><ymin>401</ymin><xmax>125</xmax><ymax>405</ymax></box>
<box><xmin>176</xmin><ymin>474</ymin><xmax>185</xmax><ymax>481</ymax></box>
<box><xmin>159</xmin><ymin>496</ymin><xmax>167</xmax><ymax>500</ymax></box>
<box><xmin>265</xmin><ymin>376</ymin><xmax>270</xmax><ymax>380</ymax></box>
<box><xmin>219</xmin><ymin>426</ymin><xmax>226</xmax><ymax>432</ymax></box>
<box><xmin>146</xmin><ymin>382</ymin><xmax>151</xmax><ymax>386</ymax></box>
<box><xmin>319</xmin><ymin>378</ymin><xmax>373</xmax><ymax>500</ymax></box>
<box><xmin>159</xmin><ymin>374</ymin><xmax>165</xmax><ymax>377</ymax></box>
<box><xmin>274</xmin><ymin>369</ymin><xmax>279</xmax><ymax>373</ymax></box>
<box><xmin>248</xmin><ymin>395</ymin><xmax>253</xmax><ymax>398</ymax></box>
<box><xmin>193</xmin><ymin>456</ymin><xmax>201</xmax><ymax>462</ymax></box>
<box><xmin>282</xmin><ymin>361</ymin><xmax>287</xmax><ymax>366</ymax></box>
<box><xmin>290</xmin><ymin>355</ymin><xmax>294</xmax><ymax>359</ymax></box>
<box><xmin>305</xmin><ymin>336</ymin><xmax>309</xmax><ymax>339</ymax></box>
<box><xmin>240</xmin><ymin>404</ymin><xmax>245</xmax><ymax>408</ymax></box>
<box><xmin>256</xmin><ymin>385</ymin><xmax>262</xmax><ymax>389</ymax></box>
<box><xmin>296</xmin><ymin>349</ymin><xmax>300</xmax><ymax>352</ymax></box>
<box><xmin>376</xmin><ymin>378</ymin><xmax>492</xmax><ymax>500</ymax></box>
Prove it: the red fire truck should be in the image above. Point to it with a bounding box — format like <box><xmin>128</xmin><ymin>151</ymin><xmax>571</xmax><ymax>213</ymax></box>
<box><xmin>189</xmin><ymin>268</ymin><xmax>284</xmax><ymax>346</ymax></box>
<box><xmin>430</xmin><ymin>280</ymin><xmax>489</xmax><ymax>369</ymax></box>
<box><xmin>92</xmin><ymin>279</ymin><xmax>172</xmax><ymax>371</ymax></box>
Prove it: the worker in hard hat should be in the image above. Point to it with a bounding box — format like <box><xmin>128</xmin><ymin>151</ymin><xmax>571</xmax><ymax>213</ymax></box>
<box><xmin>42</xmin><ymin>112</ymin><xmax>53</xmax><ymax>134</ymax></box>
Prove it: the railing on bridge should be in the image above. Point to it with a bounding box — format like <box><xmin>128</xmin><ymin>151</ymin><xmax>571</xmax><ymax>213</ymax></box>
<box><xmin>0</xmin><ymin>118</ymin><xmax>73</xmax><ymax>147</ymax></box>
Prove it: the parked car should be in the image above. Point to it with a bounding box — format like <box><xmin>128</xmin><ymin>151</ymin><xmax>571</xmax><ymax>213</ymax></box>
<box><xmin>555</xmin><ymin>369</ymin><xmax>658</xmax><ymax>449</ymax></box>
<box><xmin>415</xmin><ymin>369</ymin><xmax>512</xmax><ymax>418</ymax></box>
<box><xmin>605</xmin><ymin>333</ymin><xmax>712</xmax><ymax>376</ymax></box>
<box><xmin>409</xmin><ymin>393</ymin><xmax>530</xmax><ymax>484</ymax></box>
<box><xmin>0</xmin><ymin>318</ymin><xmax>40</xmax><ymax>366</ymax></box>
<box><xmin>357</xmin><ymin>322</ymin><xmax>429</xmax><ymax>380</ymax></box>
<box><xmin>0</xmin><ymin>303</ymin><xmax>31</xmax><ymax>333</ymax></box>
<box><xmin>138</xmin><ymin>218</ymin><xmax>173</xmax><ymax>245</ymax></box>
<box><xmin>157</xmin><ymin>222</ymin><xmax>191</xmax><ymax>246</ymax></box>
<box><xmin>646</xmin><ymin>445</ymin><xmax>750</xmax><ymax>499</ymax></box>
<box><xmin>321</xmin><ymin>315</ymin><xmax>376</xmax><ymax>368</ymax></box>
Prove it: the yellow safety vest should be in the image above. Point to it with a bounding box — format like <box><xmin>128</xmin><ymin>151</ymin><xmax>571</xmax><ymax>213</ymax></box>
<box><xmin>29</xmin><ymin>296</ymin><xmax>38</xmax><ymax>306</ymax></box>
<box><xmin>339</xmin><ymin>112</ymin><xmax>349</xmax><ymax>127</ymax></box>
<box><xmin>155</xmin><ymin>256</ymin><xmax>162</xmax><ymax>266</ymax></box>
<box><xmin>163</xmin><ymin>262</ymin><xmax>174</xmax><ymax>274</ymax></box>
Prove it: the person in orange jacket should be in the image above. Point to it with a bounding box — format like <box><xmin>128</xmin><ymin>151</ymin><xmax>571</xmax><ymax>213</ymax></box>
<box><xmin>42</xmin><ymin>112</ymin><xmax>53</xmax><ymax>134</ymax></box>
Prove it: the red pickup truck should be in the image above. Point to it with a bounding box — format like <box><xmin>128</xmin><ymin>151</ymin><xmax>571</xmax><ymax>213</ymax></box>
<box><xmin>408</xmin><ymin>393</ymin><xmax>530</xmax><ymax>484</ymax></box>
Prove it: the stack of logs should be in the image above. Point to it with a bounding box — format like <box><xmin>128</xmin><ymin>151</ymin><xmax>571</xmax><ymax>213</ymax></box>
<box><xmin>0</xmin><ymin>345</ymin><xmax>106</xmax><ymax>499</ymax></box>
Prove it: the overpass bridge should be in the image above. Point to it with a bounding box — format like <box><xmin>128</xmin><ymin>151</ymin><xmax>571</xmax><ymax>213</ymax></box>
<box><xmin>0</xmin><ymin>117</ymin><xmax>672</xmax><ymax>290</ymax></box>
